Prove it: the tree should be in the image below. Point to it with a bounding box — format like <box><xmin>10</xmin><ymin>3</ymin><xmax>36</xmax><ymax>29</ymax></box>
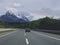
<box><xmin>0</xmin><ymin>20</ymin><xmax>5</xmax><ymax>25</ymax></box>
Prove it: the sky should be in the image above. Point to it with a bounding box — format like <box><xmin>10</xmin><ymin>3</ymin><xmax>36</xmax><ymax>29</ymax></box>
<box><xmin>0</xmin><ymin>0</ymin><xmax>60</xmax><ymax>20</ymax></box>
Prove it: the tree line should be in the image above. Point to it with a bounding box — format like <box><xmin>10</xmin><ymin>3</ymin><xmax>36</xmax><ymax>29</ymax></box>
<box><xmin>0</xmin><ymin>16</ymin><xmax>60</xmax><ymax>30</ymax></box>
<box><xmin>25</xmin><ymin>16</ymin><xmax>60</xmax><ymax>30</ymax></box>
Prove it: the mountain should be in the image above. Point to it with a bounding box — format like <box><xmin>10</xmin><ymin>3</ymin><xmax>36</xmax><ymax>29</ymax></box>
<box><xmin>19</xmin><ymin>11</ymin><xmax>33</xmax><ymax>21</ymax></box>
<box><xmin>20</xmin><ymin>13</ymin><xmax>30</xmax><ymax>22</ymax></box>
<box><xmin>0</xmin><ymin>11</ymin><xmax>29</xmax><ymax>23</ymax></box>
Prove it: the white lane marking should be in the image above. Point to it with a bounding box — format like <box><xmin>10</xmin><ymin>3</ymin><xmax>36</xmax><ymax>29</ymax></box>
<box><xmin>26</xmin><ymin>38</ymin><xmax>29</xmax><ymax>44</ymax></box>
<box><xmin>24</xmin><ymin>33</ymin><xmax>26</xmax><ymax>35</ymax></box>
<box><xmin>0</xmin><ymin>31</ymin><xmax>16</xmax><ymax>38</ymax></box>
<box><xmin>39</xmin><ymin>33</ymin><xmax>60</xmax><ymax>41</ymax></box>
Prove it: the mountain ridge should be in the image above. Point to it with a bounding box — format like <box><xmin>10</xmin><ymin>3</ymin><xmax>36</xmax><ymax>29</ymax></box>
<box><xmin>0</xmin><ymin>11</ymin><xmax>29</xmax><ymax>23</ymax></box>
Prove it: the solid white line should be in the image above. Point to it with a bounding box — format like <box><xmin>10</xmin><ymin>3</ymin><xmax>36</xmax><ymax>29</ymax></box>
<box><xmin>24</xmin><ymin>33</ymin><xmax>26</xmax><ymax>35</ymax></box>
<box><xmin>0</xmin><ymin>31</ymin><xmax>15</xmax><ymax>38</ymax></box>
<box><xmin>39</xmin><ymin>33</ymin><xmax>60</xmax><ymax>41</ymax></box>
<box><xmin>26</xmin><ymin>38</ymin><xmax>29</xmax><ymax>44</ymax></box>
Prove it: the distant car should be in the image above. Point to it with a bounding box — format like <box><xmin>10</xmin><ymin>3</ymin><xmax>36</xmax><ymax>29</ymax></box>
<box><xmin>25</xmin><ymin>28</ymin><xmax>31</xmax><ymax>32</ymax></box>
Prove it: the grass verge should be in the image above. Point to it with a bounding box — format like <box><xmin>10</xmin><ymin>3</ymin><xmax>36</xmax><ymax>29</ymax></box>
<box><xmin>0</xmin><ymin>30</ymin><xmax>13</xmax><ymax>34</ymax></box>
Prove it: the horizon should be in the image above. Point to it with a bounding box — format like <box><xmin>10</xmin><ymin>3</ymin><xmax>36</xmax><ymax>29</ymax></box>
<box><xmin>0</xmin><ymin>10</ymin><xmax>60</xmax><ymax>21</ymax></box>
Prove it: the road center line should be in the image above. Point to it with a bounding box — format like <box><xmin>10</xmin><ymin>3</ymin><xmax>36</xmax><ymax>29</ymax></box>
<box><xmin>26</xmin><ymin>38</ymin><xmax>29</xmax><ymax>44</ymax></box>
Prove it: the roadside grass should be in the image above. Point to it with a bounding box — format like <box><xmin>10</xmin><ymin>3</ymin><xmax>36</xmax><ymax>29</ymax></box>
<box><xmin>0</xmin><ymin>30</ymin><xmax>13</xmax><ymax>35</ymax></box>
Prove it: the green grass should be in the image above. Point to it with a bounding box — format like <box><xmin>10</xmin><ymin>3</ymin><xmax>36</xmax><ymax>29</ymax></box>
<box><xmin>0</xmin><ymin>30</ymin><xmax>13</xmax><ymax>34</ymax></box>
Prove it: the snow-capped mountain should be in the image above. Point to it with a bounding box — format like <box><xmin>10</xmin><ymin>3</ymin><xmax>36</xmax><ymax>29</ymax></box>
<box><xmin>18</xmin><ymin>11</ymin><xmax>33</xmax><ymax>21</ymax></box>
<box><xmin>0</xmin><ymin>11</ymin><xmax>30</xmax><ymax>22</ymax></box>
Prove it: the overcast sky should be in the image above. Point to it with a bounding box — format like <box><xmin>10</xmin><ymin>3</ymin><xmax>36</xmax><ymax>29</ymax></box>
<box><xmin>0</xmin><ymin>0</ymin><xmax>60</xmax><ymax>20</ymax></box>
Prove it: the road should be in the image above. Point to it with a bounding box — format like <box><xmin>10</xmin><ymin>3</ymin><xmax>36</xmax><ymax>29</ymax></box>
<box><xmin>0</xmin><ymin>29</ymin><xmax>60</xmax><ymax>45</ymax></box>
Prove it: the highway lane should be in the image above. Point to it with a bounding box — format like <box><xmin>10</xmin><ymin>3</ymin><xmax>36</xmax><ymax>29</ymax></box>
<box><xmin>26</xmin><ymin>31</ymin><xmax>60</xmax><ymax>45</ymax></box>
<box><xmin>0</xmin><ymin>29</ymin><xmax>60</xmax><ymax>45</ymax></box>
<box><xmin>0</xmin><ymin>29</ymin><xmax>26</xmax><ymax>45</ymax></box>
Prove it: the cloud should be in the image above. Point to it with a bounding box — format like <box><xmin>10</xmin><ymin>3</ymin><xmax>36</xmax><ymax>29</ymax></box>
<box><xmin>14</xmin><ymin>3</ymin><xmax>21</xmax><ymax>7</ymax></box>
<box><xmin>30</xmin><ymin>13</ymin><xmax>46</xmax><ymax>20</ymax></box>
<box><xmin>13</xmin><ymin>3</ymin><xmax>21</xmax><ymax>8</ymax></box>
<box><xmin>0</xmin><ymin>0</ymin><xmax>60</xmax><ymax>19</ymax></box>
<box><xmin>5</xmin><ymin>3</ymin><xmax>22</xmax><ymax>13</ymax></box>
<box><xmin>6</xmin><ymin>7</ymin><xmax>17</xmax><ymax>13</ymax></box>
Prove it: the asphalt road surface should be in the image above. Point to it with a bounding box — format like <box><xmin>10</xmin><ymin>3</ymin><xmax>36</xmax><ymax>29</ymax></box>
<box><xmin>0</xmin><ymin>29</ymin><xmax>60</xmax><ymax>45</ymax></box>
